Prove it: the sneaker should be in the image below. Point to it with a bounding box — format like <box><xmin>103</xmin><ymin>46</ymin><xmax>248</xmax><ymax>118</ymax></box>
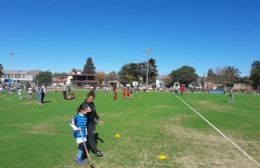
<box><xmin>75</xmin><ymin>157</ymin><xmax>83</xmax><ymax>166</ymax></box>
<box><xmin>81</xmin><ymin>159</ymin><xmax>87</xmax><ymax>164</ymax></box>
<box><xmin>95</xmin><ymin>151</ymin><xmax>103</xmax><ymax>157</ymax></box>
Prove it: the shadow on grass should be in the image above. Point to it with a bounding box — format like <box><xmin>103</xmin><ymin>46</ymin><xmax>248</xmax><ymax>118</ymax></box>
<box><xmin>44</xmin><ymin>100</ymin><xmax>52</xmax><ymax>104</ymax></box>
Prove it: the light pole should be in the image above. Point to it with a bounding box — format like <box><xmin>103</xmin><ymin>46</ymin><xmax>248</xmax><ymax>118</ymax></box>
<box><xmin>145</xmin><ymin>49</ymin><xmax>152</xmax><ymax>87</ymax></box>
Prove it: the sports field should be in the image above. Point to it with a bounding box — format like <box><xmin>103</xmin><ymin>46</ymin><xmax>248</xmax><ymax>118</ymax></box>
<box><xmin>0</xmin><ymin>91</ymin><xmax>259</xmax><ymax>168</ymax></box>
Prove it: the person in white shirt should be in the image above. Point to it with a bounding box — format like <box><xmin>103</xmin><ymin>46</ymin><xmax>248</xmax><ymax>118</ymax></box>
<box><xmin>28</xmin><ymin>86</ymin><xmax>33</xmax><ymax>100</ymax></box>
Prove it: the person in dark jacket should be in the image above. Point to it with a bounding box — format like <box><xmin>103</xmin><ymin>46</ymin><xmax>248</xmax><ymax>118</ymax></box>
<box><xmin>84</xmin><ymin>91</ymin><xmax>104</xmax><ymax>157</ymax></box>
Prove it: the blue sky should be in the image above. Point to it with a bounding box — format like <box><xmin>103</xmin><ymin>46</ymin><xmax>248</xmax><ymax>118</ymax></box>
<box><xmin>1</xmin><ymin>0</ymin><xmax>259</xmax><ymax>76</ymax></box>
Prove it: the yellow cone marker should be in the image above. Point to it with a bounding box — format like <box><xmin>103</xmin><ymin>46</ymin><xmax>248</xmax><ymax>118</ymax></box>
<box><xmin>115</xmin><ymin>133</ymin><xmax>121</xmax><ymax>138</ymax></box>
<box><xmin>158</xmin><ymin>154</ymin><xmax>167</xmax><ymax>160</ymax></box>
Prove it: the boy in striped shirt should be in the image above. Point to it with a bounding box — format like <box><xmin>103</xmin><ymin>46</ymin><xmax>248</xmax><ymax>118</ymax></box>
<box><xmin>70</xmin><ymin>103</ymin><xmax>91</xmax><ymax>165</ymax></box>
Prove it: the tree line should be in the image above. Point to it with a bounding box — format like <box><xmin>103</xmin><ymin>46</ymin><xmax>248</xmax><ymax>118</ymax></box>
<box><xmin>0</xmin><ymin>58</ymin><xmax>259</xmax><ymax>91</ymax></box>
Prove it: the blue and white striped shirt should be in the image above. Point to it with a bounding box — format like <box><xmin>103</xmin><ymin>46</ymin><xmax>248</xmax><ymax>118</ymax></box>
<box><xmin>70</xmin><ymin>113</ymin><xmax>88</xmax><ymax>144</ymax></box>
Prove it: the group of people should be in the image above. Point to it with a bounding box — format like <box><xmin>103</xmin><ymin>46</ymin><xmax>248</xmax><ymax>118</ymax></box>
<box><xmin>70</xmin><ymin>91</ymin><xmax>104</xmax><ymax>166</ymax></box>
<box><xmin>113</xmin><ymin>86</ymin><xmax>132</xmax><ymax>101</ymax></box>
<box><xmin>1</xmin><ymin>81</ymin><xmax>45</xmax><ymax>104</ymax></box>
<box><xmin>14</xmin><ymin>83</ymin><xmax>46</xmax><ymax>104</ymax></box>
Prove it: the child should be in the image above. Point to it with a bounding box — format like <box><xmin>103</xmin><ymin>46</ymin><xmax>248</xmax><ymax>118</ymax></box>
<box><xmin>113</xmin><ymin>85</ymin><xmax>118</xmax><ymax>101</ymax></box>
<box><xmin>70</xmin><ymin>103</ymin><xmax>91</xmax><ymax>165</ymax></box>
<box><xmin>122</xmin><ymin>87</ymin><xmax>127</xmax><ymax>100</ymax></box>
<box><xmin>126</xmin><ymin>87</ymin><xmax>132</xmax><ymax>100</ymax></box>
<box><xmin>17</xmin><ymin>88</ymin><xmax>23</xmax><ymax>100</ymax></box>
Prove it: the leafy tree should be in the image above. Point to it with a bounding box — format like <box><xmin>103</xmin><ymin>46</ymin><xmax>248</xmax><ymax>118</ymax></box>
<box><xmin>221</xmin><ymin>66</ymin><xmax>240</xmax><ymax>87</ymax></box>
<box><xmin>206</xmin><ymin>68</ymin><xmax>224</xmax><ymax>85</ymax></box>
<box><xmin>147</xmin><ymin>58</ymin><xmax>158</xmax><ymax>85</ymax></box>
<box><xmin>71</xmin><ymin>68</ymin><xmax>77</xmax><ymax>74</ymax></box>
<box><xmin>170</xmin><ymin>65</ymin><xmax>198</xmax><ymax>85</ymax></box>
<box><xmin>118</xmin><ymin>58</ymin><xmax>159</xmax><ymax>86</ymax></box>
<box><xmin>133</xmin><ymin>58</ymin><xmax>158</xmax><ymax>85</ymax></box>
<box><xmin>35</xmin><ymin>71</ymin><xmax>52</xmax><ymax>86</ymax></box>
<box><xmin>137</xmin><ymin>62</ymin><xmax>147</xmax><ymax>82</ymax></box>
<box><xmin>118</xmin><ymin>64</ymin><xmax>133</xmax><ymax>85</ymax></box>
<box><xmin>96</xmin><ymin>71</ymin><xmax>106</xmax><ymax>85</ymax></box>
<box><xmin>107</xmin><ymin>71</ymin><xmax>118</xmax><ymax>81</ymax></box>
<box><xmin>83</xmin><ymin>57</ymin><xmax>96</xmax><ymax>74</ymax></box>
<box><xmin>129</xmin><ymin>63</ymin><xmax>141</xmax><ymax>81</ymax></box>
<box><xmin>207</xmin><ymin>69</ymin><xmax>218</xmax><ymax>83</ymax></box>
<box><xmin>162</xmin><ymin>75</ymin><xmax>173</xmax><ymax>88</ymax></box>
<box><xmin>0</xmin><ymin>64</ymin><xmax>3</xmax><ymax>78</ymax></box>
<box><xmin>52</xmin><ymin>72</ymin><xmax>67</xmax><ymax>77</ymax></box>
<box><xmin>250</xmin><ymin>60</ymin><xmax>260</xmax><ymax>91</ymax></box>
<box><xmin>239</xmin><ymin>76</ymin><xmax>251</xmax><ymax>84</ymax></box>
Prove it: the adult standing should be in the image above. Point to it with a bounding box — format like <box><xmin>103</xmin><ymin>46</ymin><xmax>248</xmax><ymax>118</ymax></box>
<box><xmin>36</xmin><ymin>86</ymin><xmax>41</xmax><ymax>104</ymax></box>
<box><xmin>62</xmin><ymin>84</ymin><xmax>67</xmax><ymax>99</ymax></box>
<box><xmin>180</xmin><ymin>84</ymin><xmax>185</xmax><ymax>95</ymax></box>
<box><xmin>28</xmin><ymin>86</ymin><xmax>33</xmax><ymax>100</ymax></box>
<box><xmin>40</xmin><ymin>84</ymin><xmax>46</xmax><ymax>104</ymax></box>
<box><xmin>228</xmin><ymin>88</ymin><xmax>235</xmax><ymax>103</ymax></box>
<box><xmin>84</xmin><ymin>91</ymin><xmax>104</xmax><ymax>157</ymax></box>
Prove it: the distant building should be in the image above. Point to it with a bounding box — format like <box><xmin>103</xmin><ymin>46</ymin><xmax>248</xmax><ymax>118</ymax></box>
<box><xmin>233</xmin><ymin>83</ymin><xmax>253</xmax><ymax>92</ymax></box>
<box><xmin>204</xmin><ymin>81</ymin><xmax>223</xmax><ymax>90</ymax></box>
<box><xmin>67</xmin><ymin>69</ymin><xmax>97</xmax><ymax>86</ymax></box>
<box><xmin>52</xmin><ymin>76</ymin><xmax>67</xmax><ymax>86</ymax></box>
<box><xmin>2</xmin><ymin>70</ymin><xmax>41</xmax><ymax>82</ymax></box>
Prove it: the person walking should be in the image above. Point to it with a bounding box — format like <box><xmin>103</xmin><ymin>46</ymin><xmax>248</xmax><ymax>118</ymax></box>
<box><xmin>70</xmin><ymin>103</ymin><xmax>92</xmax><ymax>166</ymax></box>
<box><xmin>84</xmin><ymin>91</ymin><xmax>104</xmax><ymax>157</ymax></box>
<box><xmin>40</xmin><ymin>84</ymin><xmax>46</xmax><ymax>104</ymax></box>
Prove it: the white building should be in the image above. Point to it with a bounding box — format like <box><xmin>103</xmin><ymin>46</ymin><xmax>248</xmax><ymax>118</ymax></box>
<box><xmin>2</xmin><ymin>70</ymin><xmax>41</xmax><ymax>82</ymax></box>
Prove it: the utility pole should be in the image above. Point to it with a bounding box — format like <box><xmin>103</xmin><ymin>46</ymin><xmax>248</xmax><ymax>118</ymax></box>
<box><xmin>203</xmin><ymin>72</ymin><xmax>206</xmax><ymax>89</ymax></box>
<box><xmin>145</xmin><ymin>49</ymin><xmax>152</xmax><ymax>87</ymax></box>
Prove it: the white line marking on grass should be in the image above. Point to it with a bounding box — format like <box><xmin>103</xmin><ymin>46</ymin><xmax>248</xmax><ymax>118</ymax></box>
<box><xmin>175</xmin><ymin>95</ymin><xmax>260</xmax><ymax>167</ymax></box>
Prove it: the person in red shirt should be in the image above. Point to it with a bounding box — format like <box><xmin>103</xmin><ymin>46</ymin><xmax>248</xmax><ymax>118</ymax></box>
<box><xmin>127</xmin><ymin>87</ymin><xmax>132</xmax><ymax>100</ymax></box>
<box><xmin>113</xmin><ymin>85</ymin><xmax>118</xmax><ymax>101</ymax></box>
<box><xmin>122</xmin><ymin>87</ymin><xmax>127</xmax><ymax>100</ymax></box>
<box><xmin>180</xmin><ymin>84</ymin><xmax>185</xmax><ymax>95</ymax></box>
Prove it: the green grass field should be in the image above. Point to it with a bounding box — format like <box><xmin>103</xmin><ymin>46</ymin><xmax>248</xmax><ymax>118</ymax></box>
<box><xmin>0</xmin><ymin>91</ymin><xmax>259</xmax><ymax>168</ymax></box>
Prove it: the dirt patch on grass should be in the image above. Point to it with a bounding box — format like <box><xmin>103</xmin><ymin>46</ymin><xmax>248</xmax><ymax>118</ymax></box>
<box><xmin>7</xmin><ymin>123</ymin><xmax>33</xmax><ymax>129</ymax></box>
<box><xmin>231</xmin><ymin>137</ymin><xmax>260</xmax><ymax>162</ymax></box>
<box><xmin>146</xmin><ymin>105</ymin><xmax>177</xmax><ymax>113</ymax></box>
<box><xmin>161</xmin><ymin>116</ymin><xmax>258</xmax><ymax>168</ymax></box>
<box><xmin>28</xmin><ymin>122</ymin><xmax>55</xmax><ymax>135</ymax></box>
<box><xmin>154</xmin><ymin>105</ymin><xmax>168</xmax><ymax>109</ymax></box>
<box><xmin>197</xmin><ymin>100</ymin><xmax>231</xmax><ymax>112</ymax></box>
